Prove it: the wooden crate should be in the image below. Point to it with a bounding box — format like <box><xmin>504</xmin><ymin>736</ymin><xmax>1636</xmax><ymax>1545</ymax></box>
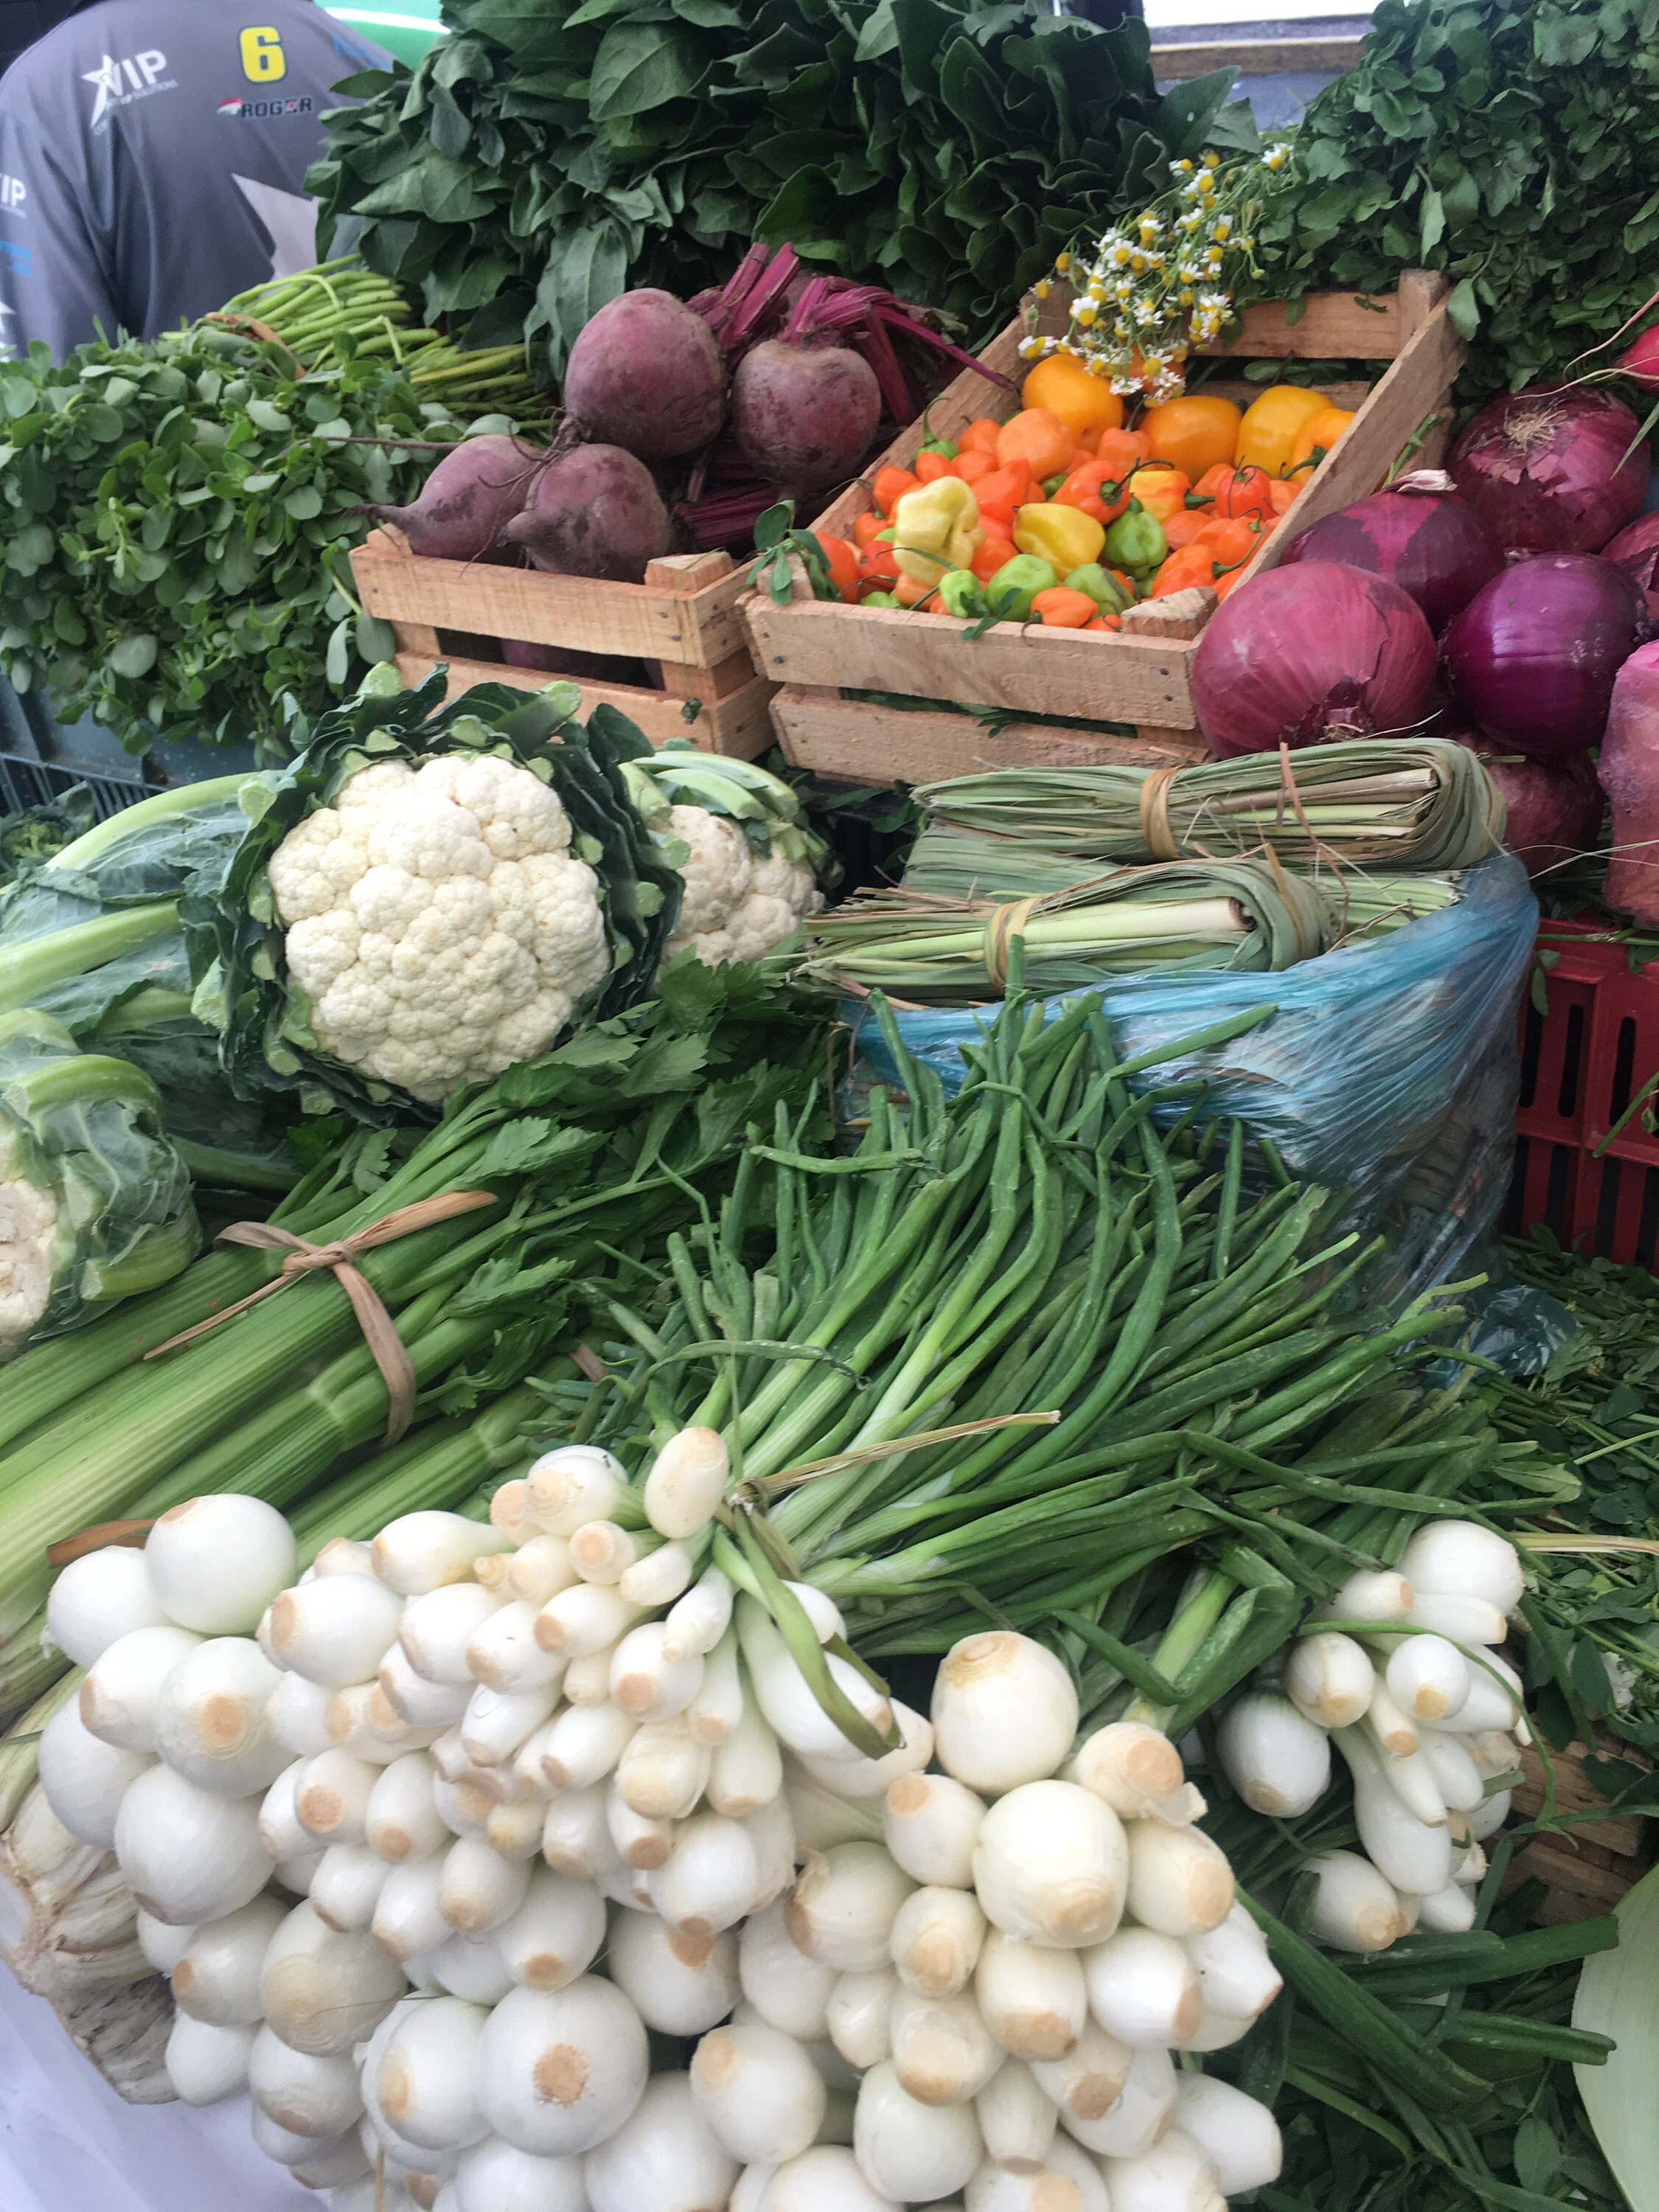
<box><xmin>1504</xmin><ymin>1739</ymin><xmax>1654</xmax><ymax>1924</ymax></box>
<box><xmin>349</xmin><ymin>527</ymin><xmax>776</xmax><ymax>759</ymax></box>
<box><xmin>743</xmin><ymin>270</ymin><xmax>1464</xmax><ymax>786</ymax></box>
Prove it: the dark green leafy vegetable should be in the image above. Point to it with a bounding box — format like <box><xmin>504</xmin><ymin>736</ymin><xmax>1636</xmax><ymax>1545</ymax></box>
<box><xmin>1254</xmin><ymin>0</ymin><xmax>1659</xmax><ymax>395</ymax></box>
<box><xmin>307</xmin><ymin>0</ymin><xmax>1244</xmax><ymax>366</ymax></box>
<box><xmin>0</xmin><ymin>789</ymin><xmax>95</xmax><ymax>891</ymax></box>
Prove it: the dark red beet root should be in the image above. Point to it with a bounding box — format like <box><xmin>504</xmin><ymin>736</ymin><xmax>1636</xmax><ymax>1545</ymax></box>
<box><xmin>500</xmin><ymin>639</ymin><xmax>648</xmax><ymax>684</ymax></box>
<box><xmin>499</xmin><ymin>445</ymin><xmax>672</xmax><ymax>583</ymax></box>
<box><xmin>731</xmin><ymin>341</ymin><xmax>881</xmax><ymax>495</ymax></box>
<box><xmin>563</xmin><ymin>291</ymin><xmax>725</xmax><ymax>462</ymax></box>
<box><xmin>361</xmin><ymin>434</ymin><xmax>544</xmax><ymax>561</ymax></box>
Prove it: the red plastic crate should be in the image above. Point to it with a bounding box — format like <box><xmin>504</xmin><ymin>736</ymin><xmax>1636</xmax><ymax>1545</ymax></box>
<box><xmin>1511</xmin><ymin>919</ymin><xmax>1659</xmax><ymax>1267</ymax></box>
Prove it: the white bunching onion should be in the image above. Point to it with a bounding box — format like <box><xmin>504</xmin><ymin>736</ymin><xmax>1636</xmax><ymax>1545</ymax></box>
<box><xmin>796</xmin><ymin>1700</ymin><xmax>934</xmax><ymax>1801</ymax></box>
<box><xmin>152</xmin><ymin>1637</ymin><xmax>288</xmax><ymax>1797</ymax></box>
<box><xmin>1029</xmin><ymin>2015</ymin><xmax>1134</xmax><ymax>2131</ymax></box>
<box><xmin>136</xmin><ymin>1909</ymin><xmax>194</xmax><ymax>1975</ymax></box>
<box><xmin>689</xmin><ymin>2019</ymin><xmax>828</xmax><ymax>2163</ymax></box>
<box><xmin>610</xmin><ymin>1622</ymin><xmax>704</xmax><ymax>1722</ymax></box>
<box><xmin>170</xmin><ymin>1894</ymin><xmax>286</xmax><ymax>2024</ymax></box>
<box><xmin>37</xmin><ymin>1698</ymin><xmax>153</xmax><ymax>1848</ymax></box>
<box><xmin>825</xmin><ymin>1966</ymin><xmax>899</xmax><ymax>2068</ymax></box>
<box><xmin>1307</xmin><ymin>1850</ymin><xmax>1411</xmax><ymax>1952</ymax></box>
<box><xmin>765</xmin><ymin>2143</ymin><xmax>902</xmax><ymax>2212</ymax></box>
<box><xmin>367</xmin><ymin>1753</ymin><xmax>448</xmax><ymax>1864</ymax></box>
<box><xmin>325</xmin><ymin>1682</ymin><xmax>432</xmax><ymax>1764</ymax></box>
<box><xmin>425</xmin><ymin>1928</ymin><xmax>515</xmax><ymax>2006</ymax></box>
<box><xmin>453</xmin><ymin>2135</ymin><xmax>590</xmax><ymax>2212</ymax></box>
<box><xmin>164</xmin><ymin>2010</ymin><xmax>256</xmax><ymax>2104</ymax></box>
<box><xmin>644</xmin><ymin>1427</ymin><xmax>729</xmax><ymax>1540</ymax></box>
<box><xmin>269</xmin><ymin>1669</ymin><xmax>338</xmax><ymax>1756</ymax></box>
<box><xmin>1312</xmin><ymin>1568</ymin><xmax>1414</xmax><ymax>1626</ymax></box>
<box><xmin>739</xmin><ymin>1599</ymin><xmax>892</xmax><ymax>1759</ymax></box>
<box><xmin>364</xmin><ymin>1994</ymin><xmax>491</xmax><ymax>2152</ymax></box>
<box><xmin>648</xmin><ymin>1809</ymin><xmax>759</xmax><ymax>1935</ymax></box>
<box><xmin>1060</xmin><ymin>2042</ymin><xmax>1177</xmax><ymax>2158</ymax></box>
<box><xmin>686</xmin><ymin>1631</ymin><xmax>743</xmax><ymax>1746</ymax></box>
<box><xmin>1385</xmin><ymin>1634</ymin><xmax>1471</xmax><ymax>1722</ymax></box>
<box><xmin>729</xmin><ymin>2164</ymin><xmax>777</xmax><ymax>2212</ymax></box>
<box><xmin>309</xmin><ymin>1841</ymin><xmax>390</xmax><ymax>1931</ymax></box>
<box><xmin>45</xmin><ymin>1545</ymin><xmax>168</xmax><ymax>1667</ymax></box>
<box><xmin>261</xmin><ymin>1898</ymin><xmax>408</xmax><ymax>2053</ymax></box>
<box><xmin>975</xmin><ymin>2053</ymin><xmax>1057</xmax><ymax>2171</ymax></box>
<box><xmin>1335</xmin><ymin>1728</ymin><xmax>1454</xmax><ymax>1895</ymax></box>
<box><xmin>783</xmin><ymin>1581</ymin><xmax>844</xmax><ymax>1646</ymax></box>
<box><xmin>433</xmin><ymin>1775</ymin><xmax>488</xmax><ymax>1838</ymax></box>
<box><xmin>1285</xmin><ymin>1631</ymin><xmax>1376</xmax><ymax>1728</ymax></box>
<box><xmin>618</xmin><ymin>1542</ymin><xmax>695</xmax><ymax>1609</ymax></box>
<box><xmin>493</xmin><ymin>1866</ymin><xmax>606</xmax><ymax>1991</ymax></box>
<box><xmin>526</xmin><ymin>1445</ymin><xmax>629</xmax><ymax>1536</ymax></box>
<box><xmin>1083</xmin><ymin>1924</ymin><xmax>1202</xmax><ymax>2045</ymax></box>
<box><xmin>1404</xmin><ymin>1592</ymin><xmax>1508</xmax><ymax>1646</ymax></box>
<box><xmin>609</xmin><ymin>1907</ymin><xmax>740</xmax><ymax>2034</ymax></box>
<box><xmin>890</xmin><ymin>1883</ymin><xmax>987</xmax><ymax>1996</ymax></box>
<box><xmin>489</xmin><ymin>1478</ymin><xmax>535</xmax><ymax>1545</ymax></box>
<box><xmin>78</xmin><ymin>1624</ymin><xmax>201</xmax><ymax>1752</ymax></box>
<box><xmin>972</xmin><ymin>1781</ymin><xmax>1127</xmax><ymax>1948</ymax></box>
<box><xmin>785</xmin><ymin>1770</ymin><xmax>885</xmax><ymax>1851</ymax></box>
<box><xmin>1370</xmin><ymin>1739</ymin><xmax>1448</xmax><ymax>1829</ymax></box>
<box><xmin>275</xmin><ymin>1849</ymin><xmax>324</xmax><ymax>1898</ymax></box>
<box><xmin>295</xmin><ymin>1747</ymin><xmax>380</xmax><ymax>1846</ymax></box>
<box><xmin>540</xmin><ymin>1784</ymin><xmax>611</xmax><ymax>1879</ymax></box>
<box><xmin>535</xmin><ymin>1584</ymin><xmax>639</xmax><ymax>1660</ymax></box>
<box><xmin>1123</xmin><ymin>1815</ymin><xmax>1234</xmax><ymax>1938</ymax></box>
<box><xmin>145</xmin><ymin>1495</ymin><xmax>297</xmax><ymax>1634</ymax></box>
<box><xmin>854</xmin><ymin>2058</ymin><xmax>983</xmax><ymax>2200</ymax></box>
<box><xmin>374</xmin><ymin>1855</ymin><xmax>452</xmax><ymax>1962</ymax></box>
<box><xmin>247</xmin><ymin>2025</ymin><xmax>366</xmax><ymax>2139</ymax></box>
<box><xmin>569</xmin><ymin>1520</ymin><xmax>649</xmax><ymax>1585</ymax></box>
<box><xmin>1102</xmin><ymin>2127</ymin><xmax>1227</xmax><ymax>2212</ymax></box>
<box><xmin>1445</xmin><ymin>1651</ymin><xmax>1525</xmax><ymax>1735</ymax></box>
<box><xmin>439</xmin><ymin>1832</ymin><xmax>534</xmax><ymax>1933</ymax></box>
<box><xmin>540</xmin><ymin>1702</ymin><xmax>636</xmax><ymax>1791</ymax></box>
<box><xmin>401</xmin><ymin>1585</ymin><xmax>507</xmax><ymax>1685</ymax></box>
<box><xmin>974</xmin><ymin>1927</ymin><xmax>1087</xmax><ymax>2060</ymax></box>
<box><xmin>1183</xmin><ymin>1905</ymin><xmax>1282</xmax><ymax>2020</ymax></box>
<box><xmin>585</xmin><ymin>2071</ymin><xmax>740</xmax><ymax>2212</ymax></box>
<box><xmin>889</xmin><ymin>1983</ymin><xmax>1003</xmax><ymax>2105</ymax></box>
<box><xmin>606</xmin><ymin>1786</ymin><xmax>675</xmax><ymax>1870</ymax></box>
<box><xmin>1417</xmin><ymin>1879</ymin><xmax>1479</xmax><ymax>1930</ymax></box>
<box><xmin>785</xmin><ymin>1842</ymin><xmax>916</xmax><ymax>1972</ymax></box>
<box><xmin>114</xmin><ymin>1765</ymin><xmax>271</xmax><ymax>1924</ymax></box>
<box><xmin>1046</xmin><ymin>2132</ymin><xmax>1114</xmax><ymax>2212</ymax></box>
<box><xmin>465</xmin><ymin>1601</ymin><xmax>567</xmax><ymax>1694</ymax></box>
<box><xmin>1069</xmin><ymin>1721</ymin><xmax>1184</xmax><ymax>1819</ymax></box>
<box><xmin>249</xmin><ymin>2106</ymin><xmax>348</xmax><ymax>2166</ymax></box>
<box><xmin>462</xmin><ymin>1681</ymin><xmax>560</xmax><ymax>1767</ymax></box>
<box><xmin>309</xmin><ymin>1536</ymin><xmax>378</xmax><ymax>1579</ymax></box>
<box><xmin>1399</xmin><ymin>1522</ymin><xmax>1524</xmax><ymax>1615</ymax></box>
<box><xmin>258</xmin><ymin>1764</ymin><xmax>310</xmax><ymax>1862</ymax></box>
<box><xmin>287</xmin><ymin>2137</ymin><xmax>372</xmax><ymax>2191</ymax></box>
<box><xmin>931</xmin><ymin>1632</ymin><xmax>1079</xmax><ymax>1796</ymax></box>
<box><xmin>476</xmin><ymin>1976</ymin><xmax>650</xmax><ymax>2155</ymax></box>
<box><xmin>740</xmin><ymin>1897</ymin><xmax>835</xmax><ymax>2039</ymax></box>
<box><xmin>745</xmin><ymin>1790</ymin><xmax>798</xmax><ymax>1915</ymax></box>
<box><xmin>379</xmin><ymin>1645</ymin><xmax>472</xmax><ymax>1729</ymax></box>
<box><xmin>487</xmin><ymin>1798</ymin><xmax>548</xmax><ymax>1863</ymax></box>
<box><xmin>267</xmin><ymin>1574</ymin><xmax>403</xmax><ymax>1687</ymax></box>
<box><xmin>883</xmin><ymin>1771</ymin><xmax>986</xmax><ymax>1888</ymax></box>
<box><xmin>1363</xmin><ymin>1679</ymin><xmax>1419</xmax><ymax>1759</ymax></box>
<box><xmin>507</xmin><ymin>1534</ymin><xmax>580</xmax><ymax>1607</ymax></box>
<box><xmin>706</xmin><ymin>1688</ymin><xmax>783</xmax><ymax>1817</ymax></box>
<box><xmin>663</xmin><ymin>1566</ymin><xmax>735</xmax><ymax>1663</ymax></box>
<box><xmin>373</xmin><ymin>1512</ymin><xmax>509</xmax><ymax>1596</ymax></box>
<box><xmin>562</xmin><ymin>1646</ymin><xmax>619</xmax><ymax>1705</ymax></box>
<box><xmin>1174</xmin><ymin>2073</ymin><xmax>1283</xmax><ymax>2192</ymax></box>
<box><xmin>1215</xmin><ymin>1692</ymin><xmax>1331</xmax><ymax>1818</ymax></box>
<box><xmin>1417</xmin><ymin>1729</ymin><xmax>1486</xmax><ymax>1812</ymax></box>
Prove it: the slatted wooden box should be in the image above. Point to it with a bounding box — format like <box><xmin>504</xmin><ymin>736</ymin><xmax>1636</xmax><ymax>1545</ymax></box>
<box><xmin>1506</xmin><ymin>1739</ymin><xmax>1654</xmax><ymax>1924</ymax></box>
<box><xmin>742</xmin><ymin>271</ymin><xmax>1464</xmax><ymax>785</ymax></box>
<box><xmin>349</xmin><ymin>527</ymin><xmax>776</xmax><ymax>759</ymax></box>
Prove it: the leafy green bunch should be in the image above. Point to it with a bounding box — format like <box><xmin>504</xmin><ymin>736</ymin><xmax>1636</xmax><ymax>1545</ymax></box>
<box><xmin>307</xmin><ymin>0</ymin><xmax>1243</xmax><ymax>367</ymax></box>
<box><xmin>0</xmin><ymin>323</ymin><xmax>477</xmax><ymax>757</ymax></box>
<box><xmin>1253</xmin><ymin>0</ymin><xmax>1659</xmax><ymax>396</ymax></box>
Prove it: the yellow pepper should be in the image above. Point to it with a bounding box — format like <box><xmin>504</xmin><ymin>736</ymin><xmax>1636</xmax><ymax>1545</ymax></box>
<box><xmin>1236</xmin><ymin>384</ymin><xmax>1335</xmax><ymax>477</ymax></box>
<box><xmin>892</xmin><ymin>479</ymin><xmax>984</xmax><ymax>584</ymax></box>
<box><xmin>1012</xmin><ymin>500</ymin><xmax>1105</xmax><ymax>574</ymax></box>
<box><xmin>1123</xmin><ymin>465</ymin><xmax>1190</xmax><ymax>525</ymax></box>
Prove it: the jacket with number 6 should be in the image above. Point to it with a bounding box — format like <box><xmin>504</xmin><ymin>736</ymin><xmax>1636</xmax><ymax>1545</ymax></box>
<box><xmin>0</xmin><ymin>0</ymin><xmax>390</xmax><ymax>362</ymax></box>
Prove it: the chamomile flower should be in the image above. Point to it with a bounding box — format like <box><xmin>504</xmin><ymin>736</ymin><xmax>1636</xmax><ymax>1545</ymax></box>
<box><xmin>1262</xmin><ymin>142</ymin><xmax>1292</xmax><ymax>171</ymax></box>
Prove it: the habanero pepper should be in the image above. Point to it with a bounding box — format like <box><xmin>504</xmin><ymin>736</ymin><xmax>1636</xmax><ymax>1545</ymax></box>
<box><xmin>1014</xmin><ymin>501</ymin><xmax>1106</xmax><ymax>575</ymax></box>
<box><xmin>1103</xmin><ymin>501</ymin><xmax>1168</xmax><ymax>577</ymax></box>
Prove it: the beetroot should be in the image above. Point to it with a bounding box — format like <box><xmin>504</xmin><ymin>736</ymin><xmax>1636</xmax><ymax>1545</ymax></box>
<box><xmin>1278</xmin><ymin>473</ymin><xmax>1502</xmax><ymax>633</ymax></box>
<box><xmin>1599</xmin><ymin>641</ymin><xmax>1659</xmax><ymax>922</ymax></box>
<box><xmin>1601</xmin><ymin>511</ymin><xmax>1659</xmax><ymax>618</ymax></box>
<box><xmin>360</xmin><ymin>434</ymin><xmax>544</xmax><ymax>562</ymax></box>
<box><xmin>500</xmin><ymin>445</ymin><xmax>672</xmax><ymax>583</ymax></box>
<box><xmin>731</xmin><ymin>341</ymin><xmax>881</xmax><ymax>495</ymax></box>
<box><xmin>1448</xmin><ymin>386</ymin><xmax>1649</xmax><ymax>557</ymax></box>
<box><xmin>1446</xmin><ymin>730</ymin><xmax>1604</xmax><ymax>879</ymax></box>
<box><xmin>563</xmin><ymin>291</ymin><xmax>724</xmax><ymax>462</ymax></box>
<box><xmin>501</xmin><ymin>639</ymin><xmax>648</xmax><ymax>684</ymax></box>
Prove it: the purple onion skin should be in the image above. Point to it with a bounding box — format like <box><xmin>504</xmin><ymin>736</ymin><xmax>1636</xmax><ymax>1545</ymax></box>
<box><xmin>1601</xmin><ymin>511</ymin><xmax>1659</xmax><ymax>616</ymax></box>
<box><xmin>1442</xmin><ymin>553</ymin><xmax>1648</xmax><ymax>758</ymax></box>
<box><xmin>1601</xmin><ymin>641</ymin><xmax>1659</xmax><ymax>923</ymax></box>
<box><xmin>1280</xmin><ymin>490</ymin><xmax>1503</xmax><ymax>633</ymax></box>
<box><xmin>1449</xmin><ymin>386</ymin><xmax>1649</xmax><ymax>557</ymax></box>
<box><xmin>1444</xmin><ymin>728</ymin><xmax>1604</xmax><ymax>878</ymax></box>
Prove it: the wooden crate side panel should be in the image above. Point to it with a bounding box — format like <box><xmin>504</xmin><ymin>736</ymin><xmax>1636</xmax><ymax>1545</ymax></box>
<box><xmin>393</xmin><ymin>652</ymin><xmax>775</xmax><ymax>759</ymax></box>
<box><xmin>351</xmin><ymin>545</ymin><xmax>749</xmax><ymax>668</ymax></box>
<box><xmin>771</xmin><ymin>686</ymin><xmax>1209</xmax><ymax>783</ymax></box>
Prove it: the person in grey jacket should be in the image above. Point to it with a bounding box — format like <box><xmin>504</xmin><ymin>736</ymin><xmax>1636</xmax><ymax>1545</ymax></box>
<box><xmin>0</xmin><ymin>0</ymin><xmax>390</xmax><ymax>362</ymax></box>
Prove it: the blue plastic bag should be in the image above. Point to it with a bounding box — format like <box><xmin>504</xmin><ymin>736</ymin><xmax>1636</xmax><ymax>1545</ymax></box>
<box><xmin>847</xmin><ymin>852</ymin><xmax>1539</xmax><ymax>1310</ymax></box>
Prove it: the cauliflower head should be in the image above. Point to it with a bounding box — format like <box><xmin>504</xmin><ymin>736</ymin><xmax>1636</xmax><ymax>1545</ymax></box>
<box><xmin>0</xmin><ymin>1152</ymin><xmax>59</xmax><ymax>1360</ymax></box>
<box><xmin>662</xmin><ymin>805</ymin><xmax>823</xmax><ymax>970</ymax></box>
<box><xmin>266</xmin><ymin>753</ymin><xmax>613</xmax><ymax>1103</ymax></box>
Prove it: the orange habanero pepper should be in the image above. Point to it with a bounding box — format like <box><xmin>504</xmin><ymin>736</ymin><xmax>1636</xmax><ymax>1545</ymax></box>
<box><xmin>995</xmin><ymin>408</ymin><xmax>1075</xmax><ymax>479</ymax></box>
<box><xmin>812</xmin><ymin>534</ymin><xmax>861</xmax><ymax>601</ymax></box>
<box><xmin>1210</xmin><ymin>465</ymin><xmax>1276</xmax><ymax>521</ymax></box>
<box><xmin>914</xmin><ymin>449</ymin><xmax>960</xmax><ymax>485</ymax></box>
<box><xmin>872</xmin><ymin>465</ymin><xmax>920</xmax><ymax>518</ymax></box>
<box><xmin>959</xmin><ymin>417</ymin><xmax>1004</xmax><ymax>456</ymax></box>
<box><xmin>852</xmin><ymin>510</ymin><xmax>889</xmax><ymax>552</ymax></box>
<box><xmin>971</xmin><ymin>535</ymin><xmax>1018</xmax><ymax>584</ymax></box>
<box><xmin>1031</xmin><ymin>587</ymin><xmax>1102</xmax><ymax>629</ymax></box>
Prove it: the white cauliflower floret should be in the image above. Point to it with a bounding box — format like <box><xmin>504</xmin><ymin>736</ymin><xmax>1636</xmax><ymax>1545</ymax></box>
<box><xmin>664</xmin><ymin>815</ymin><xmax>822</xmax><ymax>970</ymax></box>
<box><xmin>666</xmin><ymin>806</ymin><xmax>751</xmax><ymax>940</ymax></box>
<box><xmin>269</xmin><ymin>754</ymin><xmax>610</xmax><ymax>1102</ymax></box>
<box><xmin>0</xmin><ymin>1171</ymin><xmax>59</xmax><ymax>1358</ymax></box>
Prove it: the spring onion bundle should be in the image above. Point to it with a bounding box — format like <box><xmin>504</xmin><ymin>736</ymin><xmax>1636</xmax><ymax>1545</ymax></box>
<box><xmin>915</xmin><ymin>740</ymin><xmax>1504</xmax><ymax>873</ymax></box>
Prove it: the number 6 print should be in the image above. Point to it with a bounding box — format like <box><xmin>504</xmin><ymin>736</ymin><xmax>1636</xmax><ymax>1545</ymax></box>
<box><xmin>240</xmin><ymin>26</ymin><xmax>286</xmax><ymax>83</ymax></box>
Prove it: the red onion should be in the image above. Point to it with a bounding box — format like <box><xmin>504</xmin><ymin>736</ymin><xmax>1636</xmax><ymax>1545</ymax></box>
<box><xmin>1444</xmin><ymin>728</ymin><xmax>1604</xmax><ymax>879</ymax></box>
<box><xmin>1448</xmin><ymin>386</ymin><xmax>1649</xmax><ymax>556</ymax></box>
<box><xmin>1192</xmin><ymin>561</ymin><xmax>1437</xmax><ymax>757</ymax></box>
<box><xmin>1278</xmin><ymin>470</ymin><xmax>1503</xmax><ymax>632</ymax></box>
<box><xmin>1442</xmin><ymin>553</ymin><xmax>1648</xmax><ymax>757</ymax></box>
<box><xmin>1601</xmin><ymin>511</ymin><xmax>1659</xmax><ymax>617</ymax></box>
<box><xmin>1599</xmin><ymin>641</ymin><xmax>1659</xmax><ymax>922</ymax></box>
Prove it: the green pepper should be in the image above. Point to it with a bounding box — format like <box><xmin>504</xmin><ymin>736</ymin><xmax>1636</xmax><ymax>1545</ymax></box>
<box><xmin>1103</xmin><ymin>500</ymin><xmax>1168</xmax><ymax>576</ymax></box>
<box><xmin>938</xmin><ymin>569</ymin><xmax>987</xmax><ymax>619</ymax></box>
<box><xmin>1064</xmin><ymin>563</ymin><xmax>1130</xmax><ymax>616</ymax></box>
<box><xmin>985</xmin><ymin>554</ymin><xmax>1058</xmax><ymax>622</ymax></box>
<box><xmin>917</xmin><ymin>410</ymin><xmax>958</xmax><ymax>459</ymax></box>
<box><xmin>861</xmin><ymin>591</ymin><xmax>900</xmax><ymax>607</ymax></box>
